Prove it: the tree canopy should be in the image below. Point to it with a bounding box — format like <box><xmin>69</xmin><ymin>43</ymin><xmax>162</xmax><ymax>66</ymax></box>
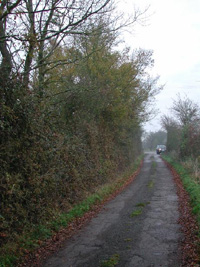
<box><xmin>161</xmin><ymin>95</ymin><xmax>200</xmax><ymax>158</ymax></box>
<box><xmin>0</xmin><ymin>2</ymin><xmax>161</xmax><ymax>264</ymax></box>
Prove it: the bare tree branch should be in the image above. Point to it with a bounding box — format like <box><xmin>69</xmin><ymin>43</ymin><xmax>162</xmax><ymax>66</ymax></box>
<box><xmin>0</xmin><ymin>0</ymin><xmax>22</xmax><ymax>21</ymax></box>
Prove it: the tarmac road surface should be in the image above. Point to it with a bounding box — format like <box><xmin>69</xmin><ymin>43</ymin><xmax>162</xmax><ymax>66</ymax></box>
<box><xmin>43</xmin><ymin>152</ymin><xmax>182</xmax><ymax>267</ymax></box>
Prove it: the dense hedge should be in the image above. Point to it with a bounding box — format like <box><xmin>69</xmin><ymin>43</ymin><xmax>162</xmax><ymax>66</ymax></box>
<box><xmin>0</xmin><ymin>20</ymin><xmax>160</xmax><ymax>265</ymax></box>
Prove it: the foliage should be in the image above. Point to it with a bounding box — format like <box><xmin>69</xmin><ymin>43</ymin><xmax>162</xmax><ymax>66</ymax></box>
<box><xmin>143</xmin><ymin>130</ymin><xmax>167</xmax><ymax>151</ymax></box>
<box><xmin>181</xmin><ymin>158</ymin><xmax>200</xmax><ymax>183</ymax></box>
<box><xmin>161</xmin><ymin>95</ymin><xmax>200</xmax><ymax>159</ymax></box>
<box><xmin>171</xmin><ymin>94</ymin><xmax>200</xmax><ymax>126</ymax></box>
<box><xmin>0</xmin><ymin>2</ymin><xmax>161</xmax><ymax>265</ymax></box>
<box><xmin>161</xmin><ymin>115</ymin><xmax>181</xmax><ymax>152</ymax></box>
<box><xmin>0</xmin><ymin>156</ymin><xmax>142</xmax><ymax>266</ymax></box>
<box><xmin>163</xmin><ymin>155</ymin><xmax>200</xmax><ymax>226</ymax></box>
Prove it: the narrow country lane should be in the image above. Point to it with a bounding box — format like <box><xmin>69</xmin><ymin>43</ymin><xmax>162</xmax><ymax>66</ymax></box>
<box><xmin>43</xmin><ymin>152</ymin><xmax>182</xmax><ymax>267</ymax></box>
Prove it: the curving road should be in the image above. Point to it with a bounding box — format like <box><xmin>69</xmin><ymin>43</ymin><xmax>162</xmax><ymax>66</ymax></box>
<box><xmin>44</xmin><ymin>152</ymin><xmax>182</xmax><ymax>267</ymax></box>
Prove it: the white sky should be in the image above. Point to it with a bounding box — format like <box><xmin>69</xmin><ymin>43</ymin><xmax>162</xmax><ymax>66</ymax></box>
<box><xmin>117</xmin><ymin>0</ymin><xmax>200</xmax><ymax>132</ymax></box>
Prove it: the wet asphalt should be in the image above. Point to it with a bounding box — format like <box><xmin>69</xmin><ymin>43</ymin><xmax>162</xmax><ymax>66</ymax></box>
<box><xmin>43</xmin><ymin>152</ymin><xmax>182</xmax><ymax>267</ymax></box>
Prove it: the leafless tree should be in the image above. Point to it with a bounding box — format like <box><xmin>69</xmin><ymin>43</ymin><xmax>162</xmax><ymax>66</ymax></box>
<box><xmin>0</xmin><ymin>0</ymin><xmax>112</xmax><ymax>87</ymax></box>
<box><xmin>171</xmin><ymin>94</ymin><xmax>200</xmax><ymax>126</ymax></box>
<box><xmin>0</xmin><ymin>0</ymin><xmax>149</xmax><ymax>92</ymax></box>
<box><xmin>161</xmin><ymin>114</ymin><xmax>178</xmax><ymax>130</ymax></box>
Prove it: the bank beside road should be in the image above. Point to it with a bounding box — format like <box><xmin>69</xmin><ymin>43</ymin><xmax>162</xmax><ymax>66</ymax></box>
<box><xmin>163</xmin><ymin>155</ymin><xmax>200</xmax><ymax>266</ymax></box>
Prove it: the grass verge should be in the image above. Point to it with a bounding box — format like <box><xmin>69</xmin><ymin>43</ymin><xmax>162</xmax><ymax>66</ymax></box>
<box><xmin>162</xmin><ymin>155</ymin><xmax>200</xmax><ymax>229</ymax></box>
<box><xmin>0</xmin><ymin>155</ymin><xmax>143</xmax><ymax>267</ymax></box>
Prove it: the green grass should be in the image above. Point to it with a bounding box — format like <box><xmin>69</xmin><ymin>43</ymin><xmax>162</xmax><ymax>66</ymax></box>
<box><xmin>0</xmin><ymin>155</ymin><xmax>143</xmax><ymax>267</ymax></box>
<box><xmin>0</xmin><ymin>255</ymin><xmax>17</xmax><ymax>267</ymax></box>
<box><xmin>152</xmin><ymin>161</ymin><xmax>157</xmax><ymax>169</ymax></box>
<box><xmin>148</xmin><ymin>180</ymin><xmax>154</xmax><ymax>188</ymax></box>
<box><xmin>101</xmin><ymin>254</ymin><xmax>120</xmax><ymax>267</ymax></box>
<box><xmin>136</xmin><ymin>202</ymin><xmax>150</xmax><ymax>207</ymax></box>
<box><xmin>124</xmin><ymin>238</ymin><xmax>132</xmax><ymax>242</ymax></box>
<box><xmin>130</xmin><ymin>209</ymin><xmax>142</xmax><ymax>217</ymax></box>
<box><xmin>162</xmin><ymin>155</ymin><xmax>200</xmax><ymax>228</ymax></box>
<box><xmin>151</xmin><ymin>161</ymin><xmax>157</xmax><ymax>176</ymax></box>
<box><xmin>129</xmin><ymin>201</ymin><xmax>150</xmax><ymax>219</ymax></box>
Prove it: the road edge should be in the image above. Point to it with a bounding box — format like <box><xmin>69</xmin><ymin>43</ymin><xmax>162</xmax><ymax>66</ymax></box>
<box><xmin>18</xmin><ymin>160</ymin><xmax>144</xmax><ymax>267</ymax></box>
<box><xmin>162</xmin><ymin>158</ymin><xmax>200</xmax><ymax>266</ymax></box>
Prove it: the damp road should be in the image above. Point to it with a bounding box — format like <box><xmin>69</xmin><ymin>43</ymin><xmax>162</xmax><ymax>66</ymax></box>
<box><xmin>43</xmin><ymin>152</ymin><xmax>182</xmax><ymax>267</ymax></box>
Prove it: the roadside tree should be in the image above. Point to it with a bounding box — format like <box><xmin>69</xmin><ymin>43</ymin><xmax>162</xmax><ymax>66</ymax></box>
<box><xmin>161</xmin><ymin>95</ymin><xmax>200</xmax><ymax>159</ymax></box>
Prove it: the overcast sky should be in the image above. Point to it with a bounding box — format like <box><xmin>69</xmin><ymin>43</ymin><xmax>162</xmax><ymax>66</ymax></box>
<box><xmin>117</xmin><ymin>0</ymin><xmax>200</xmax><ymax>132</ymax></box>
